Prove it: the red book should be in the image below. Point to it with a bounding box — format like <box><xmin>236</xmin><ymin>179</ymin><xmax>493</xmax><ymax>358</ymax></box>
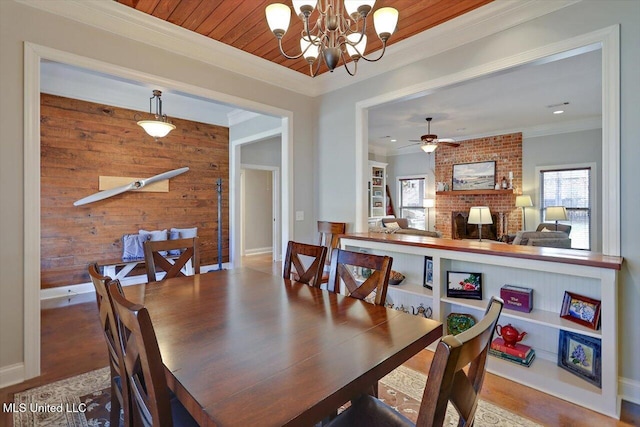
<box><xmin>491</xmin><ymin>337</ymin><xmax>532</xmax><ymax>359</ymax></box>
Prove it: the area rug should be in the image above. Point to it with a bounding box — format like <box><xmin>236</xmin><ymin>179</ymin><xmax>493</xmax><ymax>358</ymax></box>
<box><xmin>13</xmin><ymin>366</ymin><xmax>541</xmax><ymax>426</ymax></box>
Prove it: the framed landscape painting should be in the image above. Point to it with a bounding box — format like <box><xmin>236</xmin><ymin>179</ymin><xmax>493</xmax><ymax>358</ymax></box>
<box><xmin>452</xmin><ymin>161</ymin><xmax>496</xmax><ymax>191</ymax></box>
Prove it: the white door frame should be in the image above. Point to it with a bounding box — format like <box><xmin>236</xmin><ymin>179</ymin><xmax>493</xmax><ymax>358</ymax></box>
<box><xmin>240</xmin><ymin>164</ymin><xmax>281</xmax><ymax>261</ymax></box>
<box><xmin>23</xmin><ymin>43</ymin><xmax>293</xmax><ymax>380</ymax></box>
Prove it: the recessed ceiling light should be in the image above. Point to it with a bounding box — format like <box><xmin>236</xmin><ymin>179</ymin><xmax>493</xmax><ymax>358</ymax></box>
<box><xmin>553</xmin><ymin>110</ymin><xmax>564</xmax><ymax>114</ymax></box>
<box><xmin>390</xmin><ymin>139</ymin><xmax>397</xmax><ymax>142</ymax></box>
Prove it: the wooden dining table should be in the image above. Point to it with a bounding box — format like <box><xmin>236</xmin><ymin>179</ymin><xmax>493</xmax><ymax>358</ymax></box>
<box><xmin>123</xmin><ymin>268</ymin><xmax>443</xmax><ymax>426</ymax></box>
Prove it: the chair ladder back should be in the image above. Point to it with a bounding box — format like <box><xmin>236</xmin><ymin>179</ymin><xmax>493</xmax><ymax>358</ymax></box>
<box><xmin>328</xmin><ymin>248</ymin><xmax>392</xmax><ymax>306</ymax></box>
<box><xmin>108</xmin><ymin>281</ymin><xmax>174</xmax><ymax>427</ymax></box>
<box><xmin>283</xmin><ymin>241</ymin><xmax>328</xmax><ymax>287</ymax></box>
<box><xmin>416</xmin><ymin>297</ymin><xmax>503</xmax><ymax>427</ymax></box>
<box><xmin>144</xmin><ymin>237</ymin><xmax>200</xmax><ymax>282</ymax></box>
<box><xmin>88</xmin><ymin>264</ymin><xmax>131</xmax><ymax>427</ymax></box>
<box><xmin>318</xmin><ymin>221</ymin><xmax>346</xmax><ymax>258</ymax></box>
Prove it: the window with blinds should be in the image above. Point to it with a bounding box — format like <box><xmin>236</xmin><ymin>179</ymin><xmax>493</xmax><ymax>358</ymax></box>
<box><xmin>398</xmin><ymin>177</ymin><xmax>426</xmax><ymax>229</ymax></box>
<box><xmin>540</xmin><ymin>167</ymin><xmax>591</xmax><ymax>250</ymax></box>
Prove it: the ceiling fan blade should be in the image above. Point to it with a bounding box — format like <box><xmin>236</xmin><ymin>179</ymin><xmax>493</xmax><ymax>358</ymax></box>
<box><xmin>139</xmin><ymin>167</ymin><xmax>189</xmax><ymax>188</ymax></box>
<box><xmin>73</xmin><ymin>182</ymin><xmax>136</xmax><ymax>206</ymax></box>
<box><xmin>439</xmin><ymin>140</ymin><xmax>460</xmax><ymax>147</ymax></box>
<box><xmin>396</xmin><ymin>142</ymin><xmax>422</xmax><ymax>149</ymax></box>
<box><xmin>436</xmin><ymin>138</ymin><xmax>456</xmax><ymax>143</ymax></box>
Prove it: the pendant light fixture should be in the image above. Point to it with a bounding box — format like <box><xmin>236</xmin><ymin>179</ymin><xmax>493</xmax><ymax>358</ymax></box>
<box><xmin>265</xmin><ymin>1</ymin><xmax>399</xmax><ymax>77</ymax></box>
<box><xmin>137</xmin><ymin>90</ymin><xmax>176</xmax><ymax>139</ymax></box>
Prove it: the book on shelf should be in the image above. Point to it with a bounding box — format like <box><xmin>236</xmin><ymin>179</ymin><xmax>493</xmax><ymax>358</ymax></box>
<box><xmin>489</xmin><ymin>348</ymin><xmax>536</xmax><ymax>367</ymax></box>
<box><xmin>491</xmin><ymin>337</ymin><xmax>532</xmax><ymax>359</ymax></box>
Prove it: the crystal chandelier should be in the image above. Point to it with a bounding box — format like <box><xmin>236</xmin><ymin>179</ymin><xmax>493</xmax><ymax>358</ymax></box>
<box><xmin>137</xmin><ymin>90</ymin><xmax>176</xmax><ymax>139</ymax></box>
<box><xmin>265</xmin><ymin>1</ymin><xmax>399</xmax><ymax>77</ymax></box>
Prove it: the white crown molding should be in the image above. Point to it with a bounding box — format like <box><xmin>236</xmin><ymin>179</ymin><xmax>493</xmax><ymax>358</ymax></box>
<box><xmin>15</xmin><ymin>0</ymin><xmax>314</xmax><ymax>94</ymax></box>
<box><xmin>16</xmin><ymin>0</ymin><xmax>578</xmax><ymax>97</ymax></box>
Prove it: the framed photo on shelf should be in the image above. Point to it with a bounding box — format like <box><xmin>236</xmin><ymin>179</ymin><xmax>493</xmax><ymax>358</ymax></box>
<box><xmin>423</xmin><ymin>256</ymin><xmax>433</xmax><ymax>290</ymax></box>
<box><xmin>446</xmin><ymin>271</ymin><xmax>482</xmax><ymax>300</ymax></box>
<box><xmin>452</xmin><ymin>160</ymin><xmax>496</xmax><ymax>191</ymax></box>
<box><xmin>557</xmin><ymin>330</ymin><xmax>601</xmax><ymax>388</ymax></box>
<box><xmin>373</xmin><ymin>190</ymin><xmax>383</xmax><ymax>197</ymax></box>
<box><xmin>560</xmin><ymin>291</ymin><xmax>601</xmax><ymax>330</ymax></box>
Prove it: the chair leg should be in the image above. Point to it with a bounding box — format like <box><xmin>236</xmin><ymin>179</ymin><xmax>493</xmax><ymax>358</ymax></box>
<box><xmin>110</xmin><ymin>379</ymin><xmax>122</xmax><ymax>427</ymax></box>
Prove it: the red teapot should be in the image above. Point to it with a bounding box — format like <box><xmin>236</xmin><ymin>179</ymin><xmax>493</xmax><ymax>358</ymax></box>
<box><xmin>495</xmin><ymin>323</ymin><xmax>526</xmax><ymax>348</ymax></box>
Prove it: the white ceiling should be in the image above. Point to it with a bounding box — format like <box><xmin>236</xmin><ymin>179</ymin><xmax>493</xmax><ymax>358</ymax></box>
<box><xmin>40</xmin><ymin>60</ymin><xmax>260</xmax><ymax>127</ymax></box>
<box><xmin>369</xmin><ymin>48</ymin><xmax>602</xmax><ymax>156</ymax></box>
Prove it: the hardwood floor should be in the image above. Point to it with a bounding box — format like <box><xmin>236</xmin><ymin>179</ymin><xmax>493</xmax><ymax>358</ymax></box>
<box><xmin>1</xmin><ymin>253</ymin><xmax>638</xmax><ymax>426</ymax></box>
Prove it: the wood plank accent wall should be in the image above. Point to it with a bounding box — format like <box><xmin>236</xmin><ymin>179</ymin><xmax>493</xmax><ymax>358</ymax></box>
<box><xmin>40</xmin><ymin>94</ymin><xmax>229</xmax><ymax>288</ymax></box>
<box><xmin>434</xmin><ymin>133</ymin><xmax>522</xmax><ymax>239</ymax></box>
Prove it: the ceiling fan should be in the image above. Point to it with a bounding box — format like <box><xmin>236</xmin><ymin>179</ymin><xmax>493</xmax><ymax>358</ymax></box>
<box><xmin>398</xmin><ymin>117</ymin><xmax>460</xmax><ymax>153</ymax></box>
<box><xmin>74</xmin><ymin>167</ymin><xmax>189</xmax><ymax>206</ymax></box>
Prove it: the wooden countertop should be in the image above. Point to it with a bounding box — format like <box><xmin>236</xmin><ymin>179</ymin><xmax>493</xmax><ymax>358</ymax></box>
<box><xmin>339</xmin><ymin>233</ymin><xmax>623</xmax><ymax>271</ymax></box>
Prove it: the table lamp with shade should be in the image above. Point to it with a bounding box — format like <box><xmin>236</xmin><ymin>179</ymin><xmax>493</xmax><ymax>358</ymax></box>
<box><xmin>515</xmin><ymin>195</ymin><xmax>533</xmax><ymax>231</ymax></box>
<box><xmin>423</xmin><ymin>198</ymin><xmax>435</xmax><ymax>230</ymax></box>
<box><xmin>468</xmin><ymin>206</ymin><xmax>493</xmax><ymax>241</ymax></box>
<box><xmin>545</xmin><ymin>206</ymin><xmax>568</xmax><ymax>230</ymax></box>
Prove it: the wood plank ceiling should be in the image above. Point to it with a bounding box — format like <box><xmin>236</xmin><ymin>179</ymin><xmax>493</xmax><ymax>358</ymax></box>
<box><xmin>115</xmin><ymin>0</ymin><xmax>493</xmax><ymax>76</ymax></box>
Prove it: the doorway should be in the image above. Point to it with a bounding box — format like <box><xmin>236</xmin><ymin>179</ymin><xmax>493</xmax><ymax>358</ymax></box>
<box><xmin>240</xmin><ymin>166</ymin><xmax>281</xmax><ymax>262</ymax></box>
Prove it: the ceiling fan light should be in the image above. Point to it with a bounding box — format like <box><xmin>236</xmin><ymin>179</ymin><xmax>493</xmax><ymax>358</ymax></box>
<box><xmin>421</xmin><ymin>143</ymin><xmax>437</xmax><ymax>153</ymax></box>
<box><xmin>137</xmin><ymin>120</ymin><xmax>176</xmax><ymax>138</ymax></box>
<box><xmin>373</xmin><ymin>7</ymin><xmax>398</xmax><ymax>41</ymax></box>
<box><xmin>265</xmin><ymin>3</ymin><xmax>291</xmax><ymax>37</ymax></box>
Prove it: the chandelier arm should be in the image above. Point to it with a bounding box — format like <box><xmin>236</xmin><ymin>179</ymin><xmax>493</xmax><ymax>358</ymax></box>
<box><xmin>339</xmin><ymin>49</ymin><xmax>358</xmax><ymax>76</ymax></box>
<box><xmin>277</xmin><ymin>37</ymin><xmax>306</xmax><ymax>60</ymax></box>
<box><xmin>309</xmin><ymin>49</ymin><xmax>326</xmax><ymax>77</ymax></box>
<box><xmin>358</xmin><ymin>41</ymin><xmax>388</xmax><ymax>63</ymax></box>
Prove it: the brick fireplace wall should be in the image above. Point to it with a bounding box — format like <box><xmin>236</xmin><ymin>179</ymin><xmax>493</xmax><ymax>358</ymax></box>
<box><xmin>434</xmin><ymin>133</ymin><xmax>522</xmax><ymax>239</ymax></box>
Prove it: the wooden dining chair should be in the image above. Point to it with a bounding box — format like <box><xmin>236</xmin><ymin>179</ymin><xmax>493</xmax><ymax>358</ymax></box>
<box><xmin>318</xmin><ymin>221</ymin><xmax>346</xmax><ymax>284</ymax></box>
<box><xmin>143</xmin><ymin>236</ymin><xmax>200</xmax><ymax>282</ymax></box>
<box><xmin>283</xmin><ymin>240</ymin><xmax>328</xmax><ymax>287</ymax></box>
<box><xmin>326</xmin><ymin>297</ymin><xmax>504</xmax><ymax>427</ymax></box>
<box><xmin>107</xmin><ymin>280</ymin><xmax>198</xmax><ymax>427</ymax></box>
<box><xmin>327</xmin><ymin>248</ymin><xmax>392</xmax><ymax>306</ymax></box>
<box><xmin>88</xmin><ymin>263</ymin><xmax>130</xmax><ymax>427</ymax></box>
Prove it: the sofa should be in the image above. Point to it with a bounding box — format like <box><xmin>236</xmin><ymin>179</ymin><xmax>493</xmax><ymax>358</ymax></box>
<box><xmin>509</xmin><ymin>223</ymin><xmax>572</xmax><ymax>248</ymax></box>
<box><xmin>368</xmin><ymin>217</ymin><xmax>442</xmax><ymax>238</ymax></box>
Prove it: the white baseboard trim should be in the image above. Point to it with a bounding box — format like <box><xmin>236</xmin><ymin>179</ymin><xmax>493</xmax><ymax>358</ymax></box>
<box><xmin>244</xmin><ymin>248</ymin><xmax>273</xmax><ymax>256</ymax></box>
<box><xmin>39</xmin><ymin>263</ymin><xmax>233</xmax><ymax>301</ymax></box>
<box><xmin>0</xmin><ymin>363</ymin><xmax>25</xmax><ymax>388</ymax></box>
<box><xmin>620</xmin><ymin>377</ymin><xmax>640</xmax><ymax>406</ymax></box>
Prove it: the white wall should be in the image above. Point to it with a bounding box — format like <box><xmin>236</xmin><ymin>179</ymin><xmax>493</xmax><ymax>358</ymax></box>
<box><xmin>0</xmin><ymin>0</ymin><xmax>316</xmax><ymax>379</ymax></box>
<box><xmin>242</xmin><ymin>169</ymin><xmax>273</xmax><ymax>254</ymax></box>
<box><xmin>317</xmin><ymin>1</ymin><xmax>640</xmax><ymax>400</ymax></box>
<box><xmin>241</xmin><ymin>137</ymin><xmax>282</xmax><ymax>167</ymax></box>
<box><xmin>523</xmin><ymin>128</ymin><xmax>602</xmax><ymax>251</ymax></box>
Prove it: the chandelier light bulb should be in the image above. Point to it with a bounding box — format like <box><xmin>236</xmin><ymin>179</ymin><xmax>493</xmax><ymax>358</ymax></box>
<box><xmin>344</xmin><ymin>0</ymin><xmax>375</xmax><ymax>18</ymax></box>
<box><xmin>265</xmin><ymin>3</ymin><xmax>291</xmax><ymax>37</ymax></box>
<box><xmin>346</xmin><ymin>34</ymin><xmax>367</xmax><ymax>59</ymax></box>
<box><xmin>373</xmin><ymin>7</ymin><xmax>399</xmax><ymax>41</ymax></box>
<box><xmin>265</xmin><ymin>0</ymin><xmax>398</xmax><ymax>77</ymax></box>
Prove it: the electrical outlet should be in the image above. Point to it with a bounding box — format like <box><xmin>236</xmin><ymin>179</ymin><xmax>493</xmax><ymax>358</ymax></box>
<box><xmin>295</xmin><ymin>211</ymin><xmax>304</xmax><ymax>221</ymax></box>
